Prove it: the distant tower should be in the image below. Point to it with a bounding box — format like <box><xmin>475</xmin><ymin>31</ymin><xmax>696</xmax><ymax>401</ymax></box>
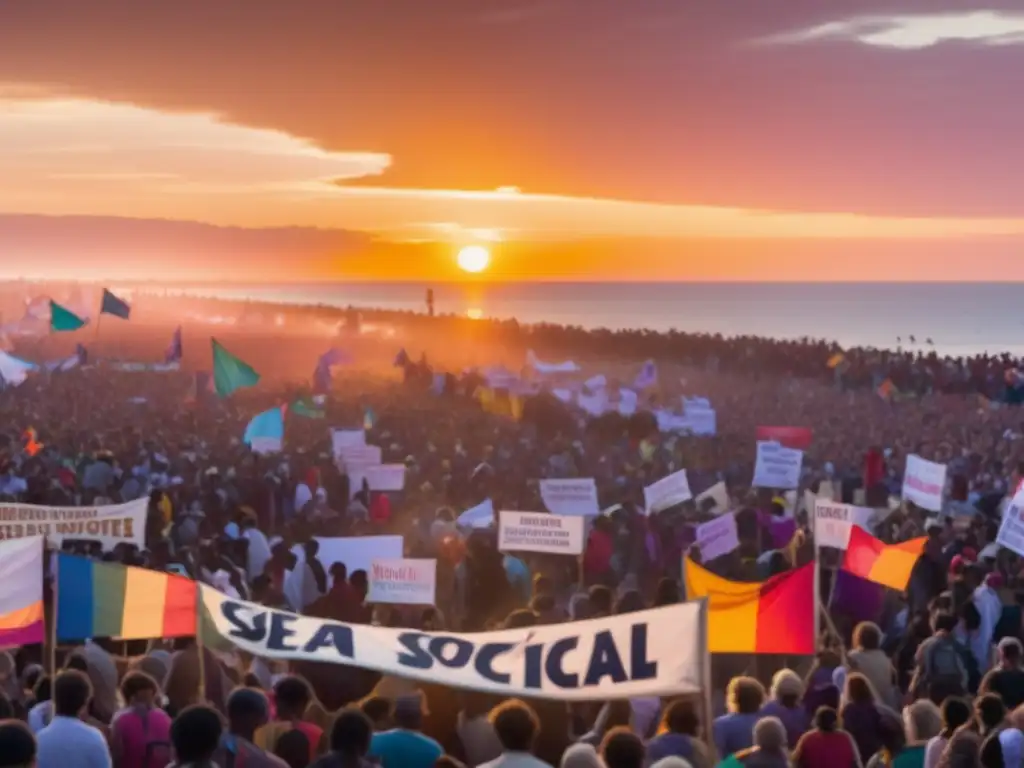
<box><xmin>426</xmin><ymin>288</ymin><xmax>435</xmax><ymax>317</ymax></box>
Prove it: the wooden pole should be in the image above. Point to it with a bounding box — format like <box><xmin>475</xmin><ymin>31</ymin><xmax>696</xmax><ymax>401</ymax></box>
<box><xmin>195</xmin><ymin>582</ymin><xmax>207</xmax><ymax>703</ymax></box>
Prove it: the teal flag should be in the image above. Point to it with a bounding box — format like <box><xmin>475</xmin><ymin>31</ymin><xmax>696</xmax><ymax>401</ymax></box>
<box><xmin>49</xmin><ymin>301</ymin><xmax>86</xmax><ymax>332</ymax></box>
<box><xmin>291</xmin><ymin>399</ymin><xmax>325</xmax><ymax>419</ymax></box>
<box><xmin>211</xmin><ymin>338</ymin><xmax>260</xmax><ymax>398</ymax></box>
<box><xmin>100</xmin><ymin>289</ymin><xmax>131</xmax><ymax>319</ymax></box>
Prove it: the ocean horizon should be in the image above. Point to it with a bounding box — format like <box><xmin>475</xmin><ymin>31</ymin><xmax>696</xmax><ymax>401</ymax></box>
<box><xmin>171</xmin><ymin>281</ymin><xmax>1024</xmax><ymax>358</ymax></box>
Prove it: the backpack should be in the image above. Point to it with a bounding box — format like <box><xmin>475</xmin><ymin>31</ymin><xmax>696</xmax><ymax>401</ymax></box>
<box><xmin>926</xmin><ymin>636</ymin><xmax>966</xmax><ymax>689</ymax></box>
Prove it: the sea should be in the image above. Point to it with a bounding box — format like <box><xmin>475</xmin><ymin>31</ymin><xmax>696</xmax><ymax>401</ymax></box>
<box><xmin>180</xmin><ymin>282</ymin><xmax>1023</xmax><ymax>358</ymax></box>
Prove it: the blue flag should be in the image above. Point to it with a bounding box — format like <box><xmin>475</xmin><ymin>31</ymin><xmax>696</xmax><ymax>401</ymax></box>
<box><xmin>243</xmin><ymin>406</ymin><xmax>285</xmax><ymax>454</ymax></box>
<box><xmin>100</xmin><ymin>289</ymin><xmax>131</xmax><ymax>320</ymax></box>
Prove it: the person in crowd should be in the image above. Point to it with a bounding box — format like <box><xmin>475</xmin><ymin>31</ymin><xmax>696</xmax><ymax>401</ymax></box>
<box><xmin>214</xmin><ymin>688</ymin><xmax>288</xmax><ymax>768</ymax></box>
<box><xmin>168</xmin><ymin>705</ymin><xmax>223</xmax><ymax>768</ymax></box>
<box><xmin>761</xmin><ymin>669</ymin><xmax>812</xmax><ymax>748</ymax></box>
<box><xmin>840</xmin><ymin>673</ymin><xmax>884</xmax><ymax>764</ymax></box>
<box><xmin>479</xmin><ymin>699</ymin><xmax>552</xmax><ymax>768</ymax></box>
<box><xmin>912</xmin><ymin>613</ymin><xmax>970</xmax><ymax>703</ymax></box>
<box><xmin>559</xmin><ymin>743</ymin><xmax>605</xmax><ymax>768</ymax></box>
<box><xmin>973</xmin><ymin>694</ymin><xmax>1007</xmax><ymax>742</ymax></box>
<box><xmin>714</xmin><ymin>677</ymin><xmax>767</xmax><ymax>758</ymax></box>
<box><xmin>309</xmin><ymin>708</ymin><xmax>376</xmax><ymax>768</ymax></box>
<box><xmin>359</xmin><ymin>696</ymin><xmax>393</xmax><ymax>732</ymax></box>
<box><xmin>935</xmin><ymin>730</ymin><xmax>981</xmax><ymax>768</ymax></box>
<box><xmin>578</xmin><ymin>701</ymin><xmax>632</xmax><ymax>748</ymax></box>
<box><xmin>109</xmin><ymin>671</ymin><xmax>172</xmax><ymax>768</ymax></box>
<box><xmin>979</xmin><ymin>638</ymin><xmax>1024</xmax><ymax>710</ymax></box>
<box><xmin>923</xmin><ymin>698</ymin><xmax>972</xmax><ymax>768</ymax></box>
<box><xmin>258</xmin><ymin>675</ymin><xmax>327</xmax><ymax>760</ymax></box>
<box><xmin>457</xmin><ymin>692</ymin><xmax>502</xmax><ymax>768</ymax></box>
<box><xmin>645</xmin><ymin>699</ymin><xmax>708</xmax><ymax>768</ymax></box>
<box><xmin>36</xmin><ymin>670</ymin><xmax>111</xmax><ymax>768</ymax></box>
<box><xmin>893</xmin><ymin>700</ymin><xmax>941</xmax><ymax>768</ymax></box>
<box><xmin>273</xmin><ymin>729</ymin><xmax>313</xmax><ymax>768</ymax></box>
<box><xmin>599</xmin><ymin>728</ymin><xmax>645</xmax><ymax>768</ymax></box>
<box><xmin>792</xmin><ymin>706</ymin><xmax>861</xmax><ymax>768</ymax></box>
<box><xmin>849</xmin><ymin>623</ymin><xmax>898</xmax><ymax>709</ymax></box>
<box><xmin>732</xmin><ymin>717</ymin><xmax>790</xmax><ymax>768</ymax></box>
<box><xmin>368</xmin><ymin>692</ymin><xmax>444</xmax><ymax>768</ymax></box>
<box><xmin>0</xmin><ymin>720</ymin><xmax>37</xmax><ymax>768</ymax></box>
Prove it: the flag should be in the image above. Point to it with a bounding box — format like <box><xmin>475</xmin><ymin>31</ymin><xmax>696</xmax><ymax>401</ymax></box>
<box><xmin>841</xmin><ymin>527</ymin><xmax>925</xmax><ymax>591</ymax></box>
<box><xmin>100</xmin><ymin>289</ymin><xmax>131</xmax><ymax>320</ymax></box>
<box><xmin>683</xmin><ymin>558</ymin><xmax>816</xmax><ymax>653</ymax></box>
<box><xmin>49</xmin><ymin>301</ymin><xmax>86</xmax><ymax>332</ymax></box>
<box><xmin>394</xmin><ymin>348</ymin><xmax>410</xmax><ymax>368</ymax></box>
<box><xmin>165</xmin><ymin>326</ymin><xmax>183</xmax><ymax>363</ymax></box>
<box><xmin>211</xmin><ymin>338</ymin><xmax>260</xmax><ymax>397</ymax></box>
<box><xmin>22</xmin><ymin>427</ymin><xmax>43</xmax><ymax>457</ymax></box>
<box><xmin>363</xmin><ymin>407</ymin><xmax>377</xmax><ymax>431</ymax></box>
<box><xmin>56</xmin><ymin>554</ymin><xmax>196</xmax><ymax>641</ymax></box>
<box><xmin>291</xmin><ymin>398</ymin><xmax>325</xmax><ymax>419</ymax></box>
<box><xmin>877</xmin><ymin>378</ymin><xmax>896</xmax><ymax>401</ymax></box>
<box><xmin>826</xmin><ymin>353</ymin><xmax>845</xmax><ymax>369</ymax></box>
<box><xmin>312</xmin><ymin>348</ymin><xmax>352</xmax><ymax>393</ymax></box>
<box><xmin>633</xmin><ymin>360</ymin><xmax>658</xmax><ymax>390</ymax></box>
<box><xmin>243</xmin><ymin>406</ymin><xmax>285</xmax><ymax>454</ymax></box>
<box><xmin>75</xmin><ymin>344</ymin><xmax>88</xmax><ymax>366</ymax></box>
<box><xmin>0</xmin><ymin>537</ymin><xmax>45</xmax><ymax>647</ymax></box>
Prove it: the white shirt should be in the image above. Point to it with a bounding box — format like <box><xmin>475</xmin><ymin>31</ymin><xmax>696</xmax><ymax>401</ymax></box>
<box><xmin>479</xmin><ymin>753</ymin><xmax>554</xmax><ymax>768</ymax></box>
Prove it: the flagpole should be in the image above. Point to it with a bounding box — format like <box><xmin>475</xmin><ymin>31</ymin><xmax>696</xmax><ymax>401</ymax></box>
<box><xmin>195</xmin><ymin>582</ymin><xmax>207</xmax><ymax>703</ymax></box>
<box><xmin>49</xmin><ymin>548</ymin><xmax>58</xmax><ymax>677</ymax></box>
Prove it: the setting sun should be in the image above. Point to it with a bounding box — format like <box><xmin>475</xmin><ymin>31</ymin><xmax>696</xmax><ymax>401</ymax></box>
<box><xmin>456</xmin><ymin>245</ymin><xmax>491</xmax><ymax>274</ymax></box>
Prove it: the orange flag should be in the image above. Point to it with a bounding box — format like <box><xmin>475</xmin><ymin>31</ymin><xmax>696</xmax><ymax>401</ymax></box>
<box><xmin>22</xmin><ymin>427</ymin><xmax>42</xmax><ymax>457</ymax></box>
<box><xmin>842</xmin><ymin>526</ymin><xmax>925</xmax><ymax>591</ymax></box>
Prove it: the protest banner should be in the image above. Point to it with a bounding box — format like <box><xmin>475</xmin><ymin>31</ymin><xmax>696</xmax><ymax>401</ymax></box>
<box><xmin>498</xmin><ymin>511</ymin><xmax>585</xmax><ymax>556</ymax></box>
<box><xmin>694</xmin><ymin>513</ymin><xmax>739</xmax><ymax>562</ymax></box>
<box><xmin>0</xmin><ymin>497</ymin><xmax>147</xmax><ymax>549</ymax></box>
<box><xmin>997</xmin><ymin>490</ymin><xmax>1024</xmax><ymax>557</ymax></box>
<box><xmin>901</xmin><ymin>454</ymin><xmax>946</xmax><ymax>512</ymax></box>
<box><xmin>367</xmin><ymin>559</ymin><xmax>437</xmax><ymax>605</ymax></box>
<box><xmin>291</xmin><ymin>536</ymin><xmax>403</xmax><ymax>575</ymax></box>
<box><xmin>643</xmin><ymin>469</ymin><xmax>692</xmax><ymax>515</ymax></box>
<box><xmin>199</xmin><ymin>585</ymin><xmax>708</xmax><ymax>701</ymax></box>
<box><xmin>540</xmin><ymin>478</ymin><xmax>599</xmax><ymax>517</ymax></box>
<box><xmin>752</xmin><ymin>441</ymin><xmax>803</xmax><ymax>489</ymax></box>
<box><xmin>813</xmin><ymin>499</ymin><xmax>875</xmax><ymax>549</ymax></box>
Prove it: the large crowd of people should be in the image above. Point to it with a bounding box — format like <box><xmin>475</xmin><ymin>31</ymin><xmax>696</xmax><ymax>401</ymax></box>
<box><xmin>0</xmin><ymin>292</ymin><xmax>1022</xmax><ymax>768</ymax></box>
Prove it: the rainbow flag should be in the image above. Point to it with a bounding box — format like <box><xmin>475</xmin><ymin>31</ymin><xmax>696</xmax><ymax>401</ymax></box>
<box><xmin>0</xmin><ymin>537</ymin><xmax>45</xmax><ymax>647</ymax></box>
<box><xmin>683</xmin><ymin>559</ymin><xmax>815</xmax><ymax>654</ymax></box>
<box><xmin>56</xmin><ymin>555</ymin><xmax>197</xmax><ymax>641</ymax></box>
<box><xmin>841</xmin><ymin>527</ymin><xmax>925</xmax><ymax>591</ymax></box>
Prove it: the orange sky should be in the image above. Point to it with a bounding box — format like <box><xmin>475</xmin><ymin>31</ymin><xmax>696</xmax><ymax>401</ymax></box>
<box><xmin>2</xmin><ymin>1</ymin><xmax>1024</xmax><ymax>281</ymax></box>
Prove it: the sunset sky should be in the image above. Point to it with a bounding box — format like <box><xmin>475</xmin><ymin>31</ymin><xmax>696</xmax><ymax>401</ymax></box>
<box><xmin>2</xmin><ymin>1</ymin><xmax>1024</xmax><ymax>281</ymax></box>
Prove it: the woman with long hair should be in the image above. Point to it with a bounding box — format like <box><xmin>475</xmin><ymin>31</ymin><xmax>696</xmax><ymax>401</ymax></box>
<box><xmin>792</xmin><ymin>707</ymin><xmax>862</xmax><ymax>768</ymax></box>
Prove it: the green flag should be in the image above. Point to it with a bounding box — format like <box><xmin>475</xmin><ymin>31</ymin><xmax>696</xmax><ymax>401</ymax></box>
<box><xmin>291</xmin><ymin>398</ymin><xmax>325</xmax><ymax>419</ymax></box>
<box><xmin>211</xmin><ymin>338</ymin><xmax>260</xmax><ymax>398</ymax></box>
<box><xmin>49</xmin><ymin>301</ymin><xmax>86</xmax><ymax>332</ymax></box>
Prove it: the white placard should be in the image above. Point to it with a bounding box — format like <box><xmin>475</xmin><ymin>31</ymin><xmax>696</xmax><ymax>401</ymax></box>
<box><xmin>367</xmin><ymin>558</ymin><xmax>437</xmax><ymax>605</ymax></box>
<box><xmin>365</xmin><ymin>464</ymin><xmax>406</xmax><ymax>492</ymax></box>
<box><xmin>752</xmin><ymin>441</ymin><xmax>803</xmax><ymax>489</ymax></box>
<box><xmin>902</xmin><ymin>454</ymin><xmax>946</xmax><ymax>512</ymax></box>
<box><xmin>695</xmin><ymin>482</ymin><xmax>730</xmax><ymax>515</ymax></box>
<box><xmin>813</xmin><ymin>499</ymin><xmax>875</xmax><ymax>549</ymax></box>
<box><xmin>291</xmin><ymin>535</ymin><xmax>403</xmax><ymax>576</ymax></box>
<box><xmin>643</xmin><ymin>469</ymin><xmax>692</xmax><ymax>515</ymax></box>
<box><xmin>996</xmin><ymin>490</ymin><xmax>1024</xmax><ymax>557</ymax></box>
<box><xmin>0</xmin><ymin>497</ymin><xmax>147</xmax><ymax>550</ymax></box>
<box><xmin>498</xmin><ymin>511</ymin><xmax>585</xmax><ymax>556</ymax></box>
<box><xmin>337</xmin><ymin>445</ymin><xmax>382</xmax><ymax>473</ymax></box>
<box><xmin>694</xmin><ymin>513</ymin><xmax>739</xmax><ymax>562</ymax></box>
<box><xmin>200</xmin><ymin>585</ymin><xmax>708</xmax><ymax>701</ymax></box>
<box><xmin>540</xmin><ymin>478</ymin><xmax>599</xmax><ymax>517</ymax></box>
<box><xmin>331</xmin><ymin>428</ymin><xmax>366</xmax><ymax>457</ymax></box>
